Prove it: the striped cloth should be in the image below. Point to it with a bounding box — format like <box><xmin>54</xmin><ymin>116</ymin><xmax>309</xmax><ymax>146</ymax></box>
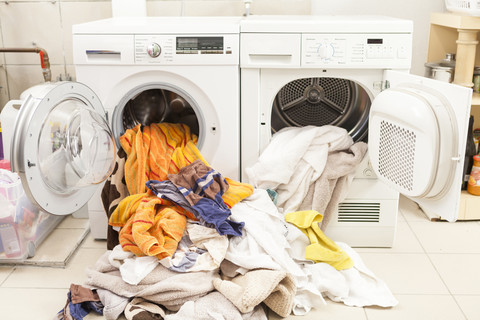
<box><xmin>109</xmin><ymin>123</ymin><xmax>253</xmax><ymax>259</ymax></box>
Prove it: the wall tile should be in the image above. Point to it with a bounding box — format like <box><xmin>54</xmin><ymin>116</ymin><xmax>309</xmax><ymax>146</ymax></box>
<box><xmin>251</xmin><ymin>0</ymin><xmax>310</xmax><ymax>15</ymax></box>
<box><xmin>0</xmin><ymin>67</ymin><xmax>9</xmax><ymax>109</ymax></box>
<box><xmin>6</xmin><ymin>65</ymin><xmax>65</xmax><ymax>99</ymax></box>
<box><xmin>0</xmin><ymin>2</ymin><xmax>64</xmax><ymax>65</ymax></box>
<box><xmin>184</xmin><ymin>0</ymin><xmax>245</xmax><ymax>16</ymax></box>
<box><xmin>65</xmin><ymin>64</ymin><xmax>76</xmax><ymax>82</ymax></box>
<box><xmin>60</xmin><ymin>1</ymin><xmax>112</xmax><ymax>64</ymax></box>
<box><xmin>147</xmin><ymin>0</ymin><xmax>183</xmax><ymax>16</ymax></box>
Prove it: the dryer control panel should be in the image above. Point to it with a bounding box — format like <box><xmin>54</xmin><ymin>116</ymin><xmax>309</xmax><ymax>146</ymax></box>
<box><xmin>302</xmin><ymin>33</ymin><xmax>412</xmax><ymax>69</ymax></box>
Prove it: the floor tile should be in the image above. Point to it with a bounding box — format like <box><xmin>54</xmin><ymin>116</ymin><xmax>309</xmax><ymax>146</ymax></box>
<box><xmin>364</xmin><ymin>294</ymin><xmax>466</xmax><ymax>320</ymax></box>
<box><xmin>0</xmin><ymin>287</ymin><xmax>68</xmax><ymax>320</ymax></box>
<box><xmin>81</xmin><ymin>232</ymin><xmax>108</xmax><ymax>250</ymax></box>
<box><xmin>269</xmin><ymin>300</ymin><xmax>367</xmax><ymax>319</ymax></box>
<box><xmin>27</xmin><ymin>227</ymin><xmax>89</xmax><ymax>266</ymax></box>
<box><xmin>454</xmin><ymin>295</ymin><xmax>480</xmax><ymax>320</ymax></box>
<box><xmin>409</xmin><ymin>220</ymin><xmax>480</xmax><ymax>253</ymax></box>
<box><xmin>359</xmin><ymin>253</ymin><xmax>449</xmax><ymax>294</ymax></box>
<box><xmin>355</xmin><ymin>222</ymin><xmax>424</xmax><ymax>253</ymax></box>
<box><xmin>2</xmin><ymin>248</ymin><xmax>105</xmax><ymax>289</ymax></box>
<box><xmin>57</xmin><ymin>216</ymin><xmax>89</xmax><ymax>229</ymax></box>
<box><xmin>399</xmin><ymin>196</ymin><xmax>430</xmax><ymax>222</ymax></box>
<box><xmin>0</xmin><ymin>265</ymin><xmax>14</xmax><ymax>285</ymax></box>
<box><xmin>429</xmin><ymin>254</ymin><xmax>480</xmax><ymax>295</ymax></box>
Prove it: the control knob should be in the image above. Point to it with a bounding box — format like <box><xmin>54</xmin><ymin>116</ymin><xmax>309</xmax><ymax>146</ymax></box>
<box><xmin>147</xmin><ymin>42</ymin><xmax>161</xmax><ymax>58</ymax></box>
<box><xmin>316</xmin><ymin>42</ymin><xmax>335</xmax><ymax>60</ymax></box>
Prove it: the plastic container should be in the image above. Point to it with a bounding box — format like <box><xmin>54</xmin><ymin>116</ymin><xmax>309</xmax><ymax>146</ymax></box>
<box><xmin>446</xmin><ymin>0</ymin><xmax>480</xmax><ymax>16</ymax></box>
<box><xmin>0</xmin><ymin>169</ymin><xmax>63</xmax><ymax>261</ymax></box>
<box><xmin>468</xmin><ymin>155</ymin><xmax>480</xmax><ymax>195</ymax></box>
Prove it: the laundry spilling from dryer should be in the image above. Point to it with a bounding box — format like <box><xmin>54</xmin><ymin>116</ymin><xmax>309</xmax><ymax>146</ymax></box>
<box><xmin>57</xmin><ymin>122</ymin><xmax>397</xmax><ymax>320</ymax></box>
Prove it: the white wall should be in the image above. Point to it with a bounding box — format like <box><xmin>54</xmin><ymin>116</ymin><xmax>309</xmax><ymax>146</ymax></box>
<box><xmin>0</xmin><ymin>0</ymin><xmax>446</xmax><ymax>108</ymax></box>
<box><xmin>311</xmin><ymin>0</ymin><xmax>447</xmax><ymax>76</ymax></box>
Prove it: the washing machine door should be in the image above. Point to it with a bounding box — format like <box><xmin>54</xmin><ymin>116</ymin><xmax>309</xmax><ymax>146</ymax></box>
<box><xmin>368</xmin><ymin>70</ymin><xmax>472</xmax><ymax>222</ymax></box>
<box><xmin>10</xmin><ymin>81</ymin><xmax>116</xmax><ymax>216</ymax></box>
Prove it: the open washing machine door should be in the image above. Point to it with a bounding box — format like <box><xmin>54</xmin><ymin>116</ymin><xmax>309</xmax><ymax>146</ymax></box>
<box><xmin>368</xmin><ymin>70</ymin><xmax>472</xmax><ymax>222</ymax></box>
<box><xmin>8</xmin><ymin>81</ymin><xmax>116</xmax><ymax>216</ymax></box>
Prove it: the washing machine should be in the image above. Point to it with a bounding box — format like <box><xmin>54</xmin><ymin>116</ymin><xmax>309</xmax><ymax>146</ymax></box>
<box><xmin>1</xmin><ymin>17</ymin><xmax>241</xmax><ymax>240</ymax></box>
<box><xmin>240</xmin><ymin>15</ymin><xmax>472</xmax><ymax>247</ymax></box>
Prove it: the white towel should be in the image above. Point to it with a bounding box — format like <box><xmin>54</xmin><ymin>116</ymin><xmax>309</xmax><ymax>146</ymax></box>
<box><xmin>246</xmin><ymin>125</ymin><xmax>352</xmax><ymax>212</ymax></box>
<box><xmin>226</xmin><ymin>189</ymin><xmax>397</xmax><ymax>316</ymax></box>
<box><xmin>246</xmin><ymin>125</ymin><xmax>367</xmax><ymax>229</ymax></box>
<box><xmin>108</xmin><ymin>245</ymin><xmax>158</xmax><ymax>285</ymax></box>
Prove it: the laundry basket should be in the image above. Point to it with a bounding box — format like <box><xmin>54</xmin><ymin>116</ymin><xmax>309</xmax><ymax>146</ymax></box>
<box><xmin>0</xmin><ymin>169</ymin><xmax>63</xmax><ymax>261</ymax></box>
<box><xmin>445</xmin><ymin>0</ymin><xmax>480</xmax><ymax>16</ymax></box>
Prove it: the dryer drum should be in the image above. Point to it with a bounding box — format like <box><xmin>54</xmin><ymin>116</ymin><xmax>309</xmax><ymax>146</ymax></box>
<box><xmin>272</xmin><ymin>77</ymin><xmax>371</xmax><ymax>141</ymax></box>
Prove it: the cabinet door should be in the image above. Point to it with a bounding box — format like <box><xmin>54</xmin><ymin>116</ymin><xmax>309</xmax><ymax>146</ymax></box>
<box><xmin>369</xmin><ymin>70</ymin><xmax>472</xmax><ymax>221</ymax></box>
<box><xmin>10</xmin><ymin>82</ymin><xmax>116</xmax><ymax>215</ymax></box>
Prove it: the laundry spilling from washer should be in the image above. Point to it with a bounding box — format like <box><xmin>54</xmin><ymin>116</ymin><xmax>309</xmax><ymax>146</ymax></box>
<box><xmin>58</xmin><ymin>122</ymin><xmax>397</xmax><ymax>320</ymax></box>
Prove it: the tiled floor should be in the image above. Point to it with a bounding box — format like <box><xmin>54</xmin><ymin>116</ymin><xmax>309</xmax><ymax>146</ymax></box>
<box><xmin>1</xmin><ymin>196</ymin><xmax>480</xmax><ymax>320</ymax></box>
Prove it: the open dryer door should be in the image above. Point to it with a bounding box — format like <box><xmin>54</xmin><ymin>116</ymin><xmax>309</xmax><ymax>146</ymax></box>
<box><xmin>9</xmin><ymin>82</ymin><xmax>116</xmax><ymax>216</ymax></box>
<box><xmin>368</xmin><ymin>70</ymin><xmax>472</xmax><ymax>222</ymax></box>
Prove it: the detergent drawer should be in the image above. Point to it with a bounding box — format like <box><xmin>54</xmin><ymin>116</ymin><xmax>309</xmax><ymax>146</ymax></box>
<box><xmin>73</xmin><ymin>34</ymin><xmax>135</xmax><ymax>65</ymax></box>
<box><xmin>240</xmin><ymin>33</ymin><xmax>301</xmax><ymax>68</ymax></box>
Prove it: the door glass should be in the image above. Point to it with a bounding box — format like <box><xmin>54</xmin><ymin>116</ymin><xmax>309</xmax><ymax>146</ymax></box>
<box><xmin>38</xmin><ymin>98</ymin><xmax>115</xmax><ymax>194</ymax></box>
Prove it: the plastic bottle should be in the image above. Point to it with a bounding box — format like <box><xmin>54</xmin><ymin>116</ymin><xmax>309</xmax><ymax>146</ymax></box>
<box><xmin>467</xmin><ymin>155</ymin><xmax>480</xmax><ymax>196</ymax></box>
<box><xmin>462</xmin><ymin>116</ymin><xmax>476</xmax><ymax>189</ymax></box>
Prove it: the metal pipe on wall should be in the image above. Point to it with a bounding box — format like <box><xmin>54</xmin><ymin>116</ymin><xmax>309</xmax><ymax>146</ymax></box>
<box><xmin>0</xmin><ymin>47</ymin><xmax>51</xmax><ymax>82</ymax></box>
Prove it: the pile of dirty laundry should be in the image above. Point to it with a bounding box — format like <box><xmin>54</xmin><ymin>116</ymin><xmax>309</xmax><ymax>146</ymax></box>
<box><xmin>57</xmin><ymin>123</ymin><xmax>398</xmax><ymax>320</ymax></box>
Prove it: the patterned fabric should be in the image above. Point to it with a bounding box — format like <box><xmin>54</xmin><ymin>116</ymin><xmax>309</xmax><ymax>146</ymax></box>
<box><xmin>108</xmin><ymin>123</ymin><xmax>253</xmax><ymax>259</ymax></box>
<box><xmin>168</xmin><ymin>160</ymin><xmax>244</xmax><ymax>236</ymax></box>
<box><xmin>101</xmin><ymin>147</ymin><xmax>129</xmax><ymax>249</ymax></box>
<box><xmin>120</xmin><ymin>123</ymin><xmax>205</xmax><ymax>195</ymax></box>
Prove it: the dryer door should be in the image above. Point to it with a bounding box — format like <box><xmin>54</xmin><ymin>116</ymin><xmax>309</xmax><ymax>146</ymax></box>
<box><xmin>10</xmin><ymin>82</ymin><xmax>116</xmax><ymax>215</ymax></box>
<box><xmin>368</xmin><ymin>70</ymin><xmax>472</xmax><ymax>222</ymax></box>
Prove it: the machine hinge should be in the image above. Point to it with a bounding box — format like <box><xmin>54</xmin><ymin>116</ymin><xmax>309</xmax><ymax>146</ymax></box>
<box><xmin>373</xmin><ymin>80</ymin><xmax>390</xmax><ymax>92</ymax></box>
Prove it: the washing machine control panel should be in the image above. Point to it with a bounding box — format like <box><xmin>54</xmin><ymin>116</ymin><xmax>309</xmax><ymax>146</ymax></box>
<box><xmin>302</xmin><ymin>33</ymin><xmax>412</xmax><ymax>68</ymax></box>
<box><xmin>135</xmin><ymin>34</ymin><xmax>239</xmax><ymax>65</ymax></box>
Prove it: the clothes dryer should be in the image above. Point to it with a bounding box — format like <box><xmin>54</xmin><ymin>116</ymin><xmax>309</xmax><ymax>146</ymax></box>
<box><xmin>240</xmin><ymin>16</ymin><xmax>472</xmax><ymax>247</ymax></box>
<box><xmin>1</xmin><ymin>17</ymin><xmax>241</xmax><ymax>239</ymax></box>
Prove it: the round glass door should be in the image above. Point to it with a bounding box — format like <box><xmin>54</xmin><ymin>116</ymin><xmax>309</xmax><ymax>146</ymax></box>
<box><xmin>38</xmin><ymin>98</ymin><xmax>115</xmax><ymax>193</ymax></box>
<box><xmin>11</xmin><ymin>82</ymin><xmax>116</xmax><ymax>215</ymax></box>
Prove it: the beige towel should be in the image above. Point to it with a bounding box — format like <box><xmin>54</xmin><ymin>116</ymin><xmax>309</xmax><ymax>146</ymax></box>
<box><xmin>85</xmin><ymin>251</ymin><xmax>219</xmax><ymax>311</ymax></box>
<box><xmin>213</xmin><ymin>269</ymin><xmax>296</xmax><ymax>317</ymax></box>
<box><xmin>300</xmin><ymin>142</ymin><xmax>368</xmax><ymax>229</ymax></box>
<box><xmin>124</xmin><ymin>297</ymin><xmax>166</xmax><ymax>320</ymax></box>
<box><xmin>164</xmin><ymin>291</ymin><xmax>267</xmax><ymax>320</ymax></box>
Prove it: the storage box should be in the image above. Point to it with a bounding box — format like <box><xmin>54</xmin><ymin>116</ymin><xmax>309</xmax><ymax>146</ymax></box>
<box><xmin>0</xmin><ymin>169</ymin><xmax>63</xmax><ymax>262</ymax></box>
<box><xmin>445</xmin><ymin>0</ymin><xmax>480</xmax><ymax>16</ymax></box>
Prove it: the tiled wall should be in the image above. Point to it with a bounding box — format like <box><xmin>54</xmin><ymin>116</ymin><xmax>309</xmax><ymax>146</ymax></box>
<box><xmin>0</xmin><ymin>0</ymin><xmax>310</xmax><ymax>108</ymax></box>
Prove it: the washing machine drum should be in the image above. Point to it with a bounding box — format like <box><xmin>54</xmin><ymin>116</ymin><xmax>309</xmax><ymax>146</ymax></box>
<box><xmin>272</xmin><ymin>77</ymin><xmax>370</xmax><ymax>141</ymax></box>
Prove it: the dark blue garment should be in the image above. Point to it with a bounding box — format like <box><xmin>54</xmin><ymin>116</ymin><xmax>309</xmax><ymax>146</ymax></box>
<box><xmin>68</xmin><ymin>292</ymin><xmax>103</xmax><ymax>320</ymax></box>
<box><xmin>147</xmin><ymin>176</ymin><xmax>244</xmax><ymax>236</ymax></box>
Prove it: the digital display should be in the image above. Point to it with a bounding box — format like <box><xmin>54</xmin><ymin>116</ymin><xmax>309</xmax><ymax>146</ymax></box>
<box><xmin>367</xmin><ymin>39</ymin><xmax>383</xmax><ymax>44</ymax></box>
<box><xmin>177</xmin><ymin>37</ymin><xmax>198</xmax><ymax>49</ymax></box>
<box><xmin>176</xmin><ymin>37</ymin><xmax>224</xmax><ymax>53</ymax></box>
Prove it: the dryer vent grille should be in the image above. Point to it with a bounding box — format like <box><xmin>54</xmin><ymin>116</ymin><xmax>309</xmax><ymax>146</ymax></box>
<box><xmin>378</xmin><ymin>120</ymin><xmax>416</xmax><ymax>191</ymax></box>
<box><xmin>337</xmin><ymin>202</ymin><xmax>381</xmax><ymax>223</ymax></box>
